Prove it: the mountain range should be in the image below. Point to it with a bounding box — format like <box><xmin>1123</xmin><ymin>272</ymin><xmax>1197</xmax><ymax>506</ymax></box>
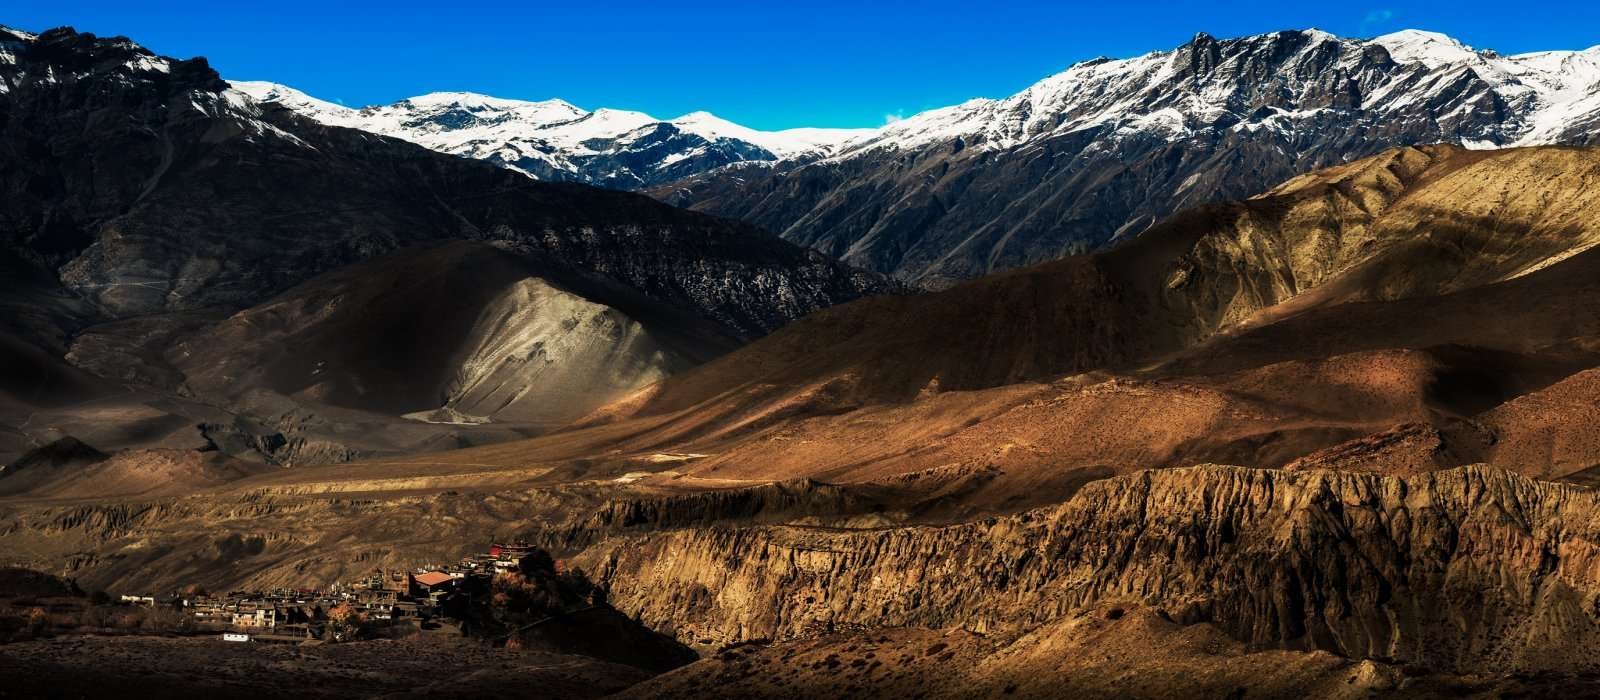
<box><xmin>244</xmin><ymin>28</ymin><xmax>1600</xmax><ymax>286</ymax></box>
<box><xmin>10</xmin><ymin>18</ymin><xmax>1600</xmax><ymax>699</ymax></box>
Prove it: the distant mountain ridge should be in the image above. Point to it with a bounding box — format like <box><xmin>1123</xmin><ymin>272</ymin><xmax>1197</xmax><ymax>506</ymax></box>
<box><xmin>651</xmin><ymin>28</ymin><xmax>1600</xmax><ymax>285</ymax></box>
<box><xmin>236</xmin><ymin>29</ymin><xmax>1600</xmax><ymax>287</ymax></box>
<box><xmin>230</xmin><ymin>81</ymin><xmax>871</xmax><ymax>189</ymax></box>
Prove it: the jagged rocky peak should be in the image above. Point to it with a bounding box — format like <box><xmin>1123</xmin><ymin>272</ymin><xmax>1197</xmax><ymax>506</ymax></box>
<box><xmin>0</xmin><ymin>25</ymin><xmax>226</xmax><ymax>91</ymax></box>
<box><xmin>851</xmin><ymin>26</ymin><xmax>1590</xmax><ymax>157</ymax></box>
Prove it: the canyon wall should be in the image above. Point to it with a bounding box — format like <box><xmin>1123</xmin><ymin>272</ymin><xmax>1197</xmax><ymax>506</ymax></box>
<box><xmin>581</xmin><ymin>465</ymin><xmax>1600</xmax><ymax>673</ymax></box>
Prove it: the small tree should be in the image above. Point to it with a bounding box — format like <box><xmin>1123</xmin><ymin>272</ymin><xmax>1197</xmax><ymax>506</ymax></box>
<box><xmin>517</xmin><ymin>550</ymin><xmax>557</xmax><ymax>579</ymax></box>
<box><xmin>77</xmin><ymin>605</ymin><xmax>110</xmax><ymax>629</ymax></box>
<box><xmin>142</xmin><ymin>606</ymin><xmax>193</xmax><ymax>633</ymax></box>
<box><xmin>25</xmin><ymin>607</ymin><xmax>48</xmax><ymax>638</ymax></box>
<box><xmin>325</xmin><ymin>603</ymin><xmax>366</xmax><ymax>642</ymax></box>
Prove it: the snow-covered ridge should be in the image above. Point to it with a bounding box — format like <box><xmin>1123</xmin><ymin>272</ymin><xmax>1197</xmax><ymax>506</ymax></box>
<box><xmin>838</xmin><ymin>28</ymin><xmax>1600</xmax><ymax>158</ymax></box>
<box><xmin>233</xmin><ymin>28</ymin><xmax>1599</xmax><ymax>189</ymax></box>
<box><xmin>230</xmin><ymin>80</ymin><xmax>872</xmax><ymax>187</ymax></box>
<box><xmin>0</xmin><ymin>25</ymin><xmax>37</xmax><ymax>41</ymax></box>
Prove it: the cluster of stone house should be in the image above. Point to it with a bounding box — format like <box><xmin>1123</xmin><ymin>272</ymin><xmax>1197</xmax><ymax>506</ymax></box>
<box><xmin>174</xmin><ymin>594</ymin><xmax>331</xmax><ymax>634</ymax></box>
<box><xmin>113</xmin><ymin>541</ymin><xmax>542</xmax><ymax>637</ymax></box>
<box><xmin>384</xmin><ymin>540</ymin><xmax>542</xmax><ymax>602</ymax></box>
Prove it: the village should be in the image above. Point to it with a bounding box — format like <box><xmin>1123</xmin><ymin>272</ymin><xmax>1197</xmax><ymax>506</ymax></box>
<box><xmin>110</xmin><ymin>541</ymin><xmax>546</xmax><ymax>643</ymax></box>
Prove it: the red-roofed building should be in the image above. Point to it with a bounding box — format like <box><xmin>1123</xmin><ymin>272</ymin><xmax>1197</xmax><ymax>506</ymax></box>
<box><xmin>409</xmin><ymin>571</ymin><xmax>456</xmax><ymax>598</ymax></box>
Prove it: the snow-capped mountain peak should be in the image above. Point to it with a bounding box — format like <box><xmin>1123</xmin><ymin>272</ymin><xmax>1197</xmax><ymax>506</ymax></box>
<box><xmin>669</xmin><ymin>110</ymin><xmax>873</xmax><ymax>155</ymax></box>
<box><xmin>1371</xmin><ymin>29</ymin><xmax>1479</xmax><ymax>68</ymax></box>
<box><xmin>232</xmin><ymin>26</ymin><xmax>1600</xmax><ymax>258</ymax></box>
<box><xmin>231</xmin><ymin>80</ymin><xmax>869</xmax><ymax>188</ymax></box>
<box><xmin>231</xmin><ymin>81</ymin><xmax>355</xmax><ymax>121</ymax></box>
<box><xmin>396</xmin><ymin>90</ymin><xmax>566</xmax><ymax>111</ymax></box>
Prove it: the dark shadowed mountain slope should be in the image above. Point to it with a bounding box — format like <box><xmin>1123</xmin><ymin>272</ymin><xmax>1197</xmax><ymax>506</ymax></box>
<box><xmin>0</xmin><ymin>26</ymin><xmax>892</xmax><ymax>340</ymax></box>
<box><xmin>0</xmin><ymin>26</ymin><xmax>894</xmax><ymax>466</ymax></box>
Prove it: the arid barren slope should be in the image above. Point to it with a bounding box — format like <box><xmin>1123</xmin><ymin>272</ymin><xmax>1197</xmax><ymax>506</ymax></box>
<box><xmin>625</xmin><ymin>144</ymin><xmax>1600</xmax><ymax>416</ymax></box>
<box><xmin>12</xmin><ymin>144</ymin><xmax>1600</xmax><ymax>526</ymax></box>
<box><xmin>171</xmin><ymin>241</ymin><xmax>742</xmax><ymax>425</ymax></box>
<box><xmin>303</xmin><ymin>144</ymin><xmax>1600</xmax><ymax>513</ymax></box>
<box><xmin>7</xmin><ymin>144</ymin><xmax>1600</xmax><ymax>700</ymax></box>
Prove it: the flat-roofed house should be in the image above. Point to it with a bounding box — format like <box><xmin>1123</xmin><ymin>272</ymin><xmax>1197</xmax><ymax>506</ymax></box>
<box><xmin>409</xmin><ymin>571</ymin><xmax>456</xmax><ymax>599</ymax></box>
<box><xmin>232</xmin><ymin>604</ymin><xmax>278</xmax><ymax>629</ymax></box>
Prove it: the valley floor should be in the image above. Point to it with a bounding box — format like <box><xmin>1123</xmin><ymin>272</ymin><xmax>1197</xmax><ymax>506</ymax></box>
<box><xmin>0</xmin><ymin>633</ymin><xmax>650</xmax><ymax>699</ymax></box>
<box><xmin>6</xmin><ymin>618</ymin><xmax>1600</xmax><ymax>699</ymax></box>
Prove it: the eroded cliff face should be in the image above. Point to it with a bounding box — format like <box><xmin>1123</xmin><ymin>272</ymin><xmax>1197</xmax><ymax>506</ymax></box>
<box><xmin>0</xmin><ymin>477</ymin><xmax>886</xmax><ymax>595</ymax></box>
<box><xmin>7</xmin><ymin>465</ymin><xmax>1600</xmax><ymax>675</ymax></box>
<box><xmin>579</xmin><ymin>465</ymin><xmax>1600</xmax><ymax>673</ymax></box>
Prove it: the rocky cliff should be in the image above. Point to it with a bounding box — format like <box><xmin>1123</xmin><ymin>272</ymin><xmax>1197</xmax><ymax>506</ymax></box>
<box><xmin>581</xmin><ymin>465</ymin><xmax>1600</xmax><ymax>674</ymax></box>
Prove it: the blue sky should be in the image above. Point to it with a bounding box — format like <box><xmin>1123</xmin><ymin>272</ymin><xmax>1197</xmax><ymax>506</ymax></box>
<box><xmin>8</xmin><ymin>1</ymin><xmax>1599</xmax><ymax>129</ymax></box>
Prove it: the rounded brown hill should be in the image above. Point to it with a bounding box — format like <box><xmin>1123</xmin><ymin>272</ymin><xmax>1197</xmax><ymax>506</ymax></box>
<box><xmin>173</xmin><ymin>241</ymin><xmax>742</xmax><ymax>426</ymax></box>
<box><xmin>622</xmin><ymin>144</ymin><xmax>1600</xmax><ymax>420</ymax></box>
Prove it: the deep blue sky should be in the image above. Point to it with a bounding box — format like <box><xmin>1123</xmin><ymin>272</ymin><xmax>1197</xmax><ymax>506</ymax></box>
<box><xmin>8</xmin><ymin>1</ymin><xmax>1599</xmax><ymax>129</ymax></box>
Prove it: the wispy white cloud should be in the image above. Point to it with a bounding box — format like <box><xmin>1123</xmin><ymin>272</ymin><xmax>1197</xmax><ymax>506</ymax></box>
<box><xmin>883</xmin><ymin>112</ymin><xmax>905</xmax><ymax>125</ymax></box>
<box><xmin>1360</xmin><ymin>8</ymin><xmax>1395</xmax><ymax>34</ymax></box>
